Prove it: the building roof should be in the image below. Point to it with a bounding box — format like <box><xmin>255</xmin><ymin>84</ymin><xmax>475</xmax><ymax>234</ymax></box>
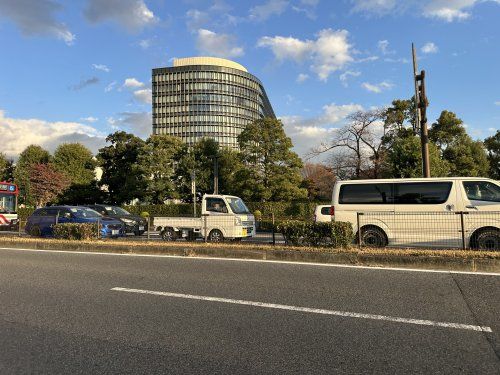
<box><xmin>173</xmin><ymin>57</ymin><xmax>248</xmax><ymax>72</ymax></box>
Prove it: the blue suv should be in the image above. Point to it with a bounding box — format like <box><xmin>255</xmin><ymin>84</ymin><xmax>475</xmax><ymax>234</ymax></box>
<box><xmin>25</xmin><ymin>206</ymin><xmax>125</xmax><ymax>238</ymax></box>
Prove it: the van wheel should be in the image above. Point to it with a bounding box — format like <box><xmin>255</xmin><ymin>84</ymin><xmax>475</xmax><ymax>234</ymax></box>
<box><xmin>161</xmin><ymin>228</ymin><xmax>176</xmax><ymax>241</ymax></box>
<box><xmin>471</xmin><ymin>228</ymin><xmax>499</xmax><ymax>251</ymax></box>
<box><xmin>360</xmin><ymin>226</ymin><xmax>387</xmax><ymax>248</ymax></box>
<box><xmin>209</xmin><ymin>229</ymin><xmax>224</xmax><ymax>243</ymax></box>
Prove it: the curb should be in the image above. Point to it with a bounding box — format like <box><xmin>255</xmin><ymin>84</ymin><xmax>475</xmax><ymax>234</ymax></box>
<box><xmin>0</xmin><ymin>239</ymin><xmax>499</xmax><ymax>273</ymax></box>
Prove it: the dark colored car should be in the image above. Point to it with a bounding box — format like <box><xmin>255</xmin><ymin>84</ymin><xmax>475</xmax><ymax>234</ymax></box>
<box><xmin>25</xmin><ymin>206</ymin><xmax>125</xmax><ymax>238</ymax></box>
<box><xmin>85</xmin><ymin>205</ymin><xmax>148</xmax><ymax>236</ymax></box>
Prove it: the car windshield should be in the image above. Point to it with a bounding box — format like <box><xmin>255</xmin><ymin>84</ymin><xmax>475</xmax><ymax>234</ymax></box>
<box><xmin>0</xmin><ymin>194</ymin><xmax>16</xmax><ymax>214</ymax></box>
<box><xmin>70</xmin><ymin>207</ymin><xmax>102</xmax><ymax>219</ymax></box>
<box><xmin>226</xmin><ymin>197</ymin><xmax>251</xmax><ymax>214</ymax></box>
<box><xmin>104</xmin><ymin>206</ymin><xmax>130</xmax><ymax>215</ymax></box>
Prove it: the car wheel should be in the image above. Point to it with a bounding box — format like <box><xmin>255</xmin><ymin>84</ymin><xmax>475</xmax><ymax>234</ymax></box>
<box><xmin>472</xmin><ymin>229</ymin><xmax>500</xmax><ymax>251</ymax></box>
<box><xmin>161</xmin><ymin>228</ymin><xmax>176</xmax><ymax>241</ymax></box>
<box><xmin>361</xmin><ymin>226</ymin><xmax>387</xmax><ymax>248</ymax></box>
<box><xmin>209</xmin><ymin>229</ymin><xmax>224</xmax><ymax>243</ymax></box>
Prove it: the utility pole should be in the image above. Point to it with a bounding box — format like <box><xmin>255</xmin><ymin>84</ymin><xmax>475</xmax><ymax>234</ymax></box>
<box><xmin>213</xmin><ymin>157</ymin><xmax>219</xmax><ymax>194</ymax></box>
<box><xmin>412</xmin><ymin>43</ymin><xmax>431</xmax><ymax>178</ymax></box>
<box><xmin>191</xmin><ymin>170</ymin><xmax>196</xmax><ymax>217</ymax></box>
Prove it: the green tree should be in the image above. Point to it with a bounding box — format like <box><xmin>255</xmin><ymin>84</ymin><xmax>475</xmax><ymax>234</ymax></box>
<box><xmin>138</xmin><ymin>134</ymin><xmax>187</xmax><ymax>203</ymax></box>
<box><xmin>429</xmin><ymin>111</ymin><xmax>489</xmax><ymax>177</ymax></box>
<box><xmin>53</xmin><ymin>143</ymin><xmax>96</xmax><ymax>185</ymax></box>
<box><xmin>14</xmin><ymin>145</ymin><xmax>51</xmax><ymax>205</ymax></box>
<box><xmin>238</xmin><ymin>118</ymin><xmax>306</xmax><ymax>201</ymax></box>
<box><xmin>0</xmin><ymin>153</ymin><xmax>14</xmax><ymax>181</ymax></box>
<box><xmin>97</xmin><ymin>131</ymin><xmax>146</xmax><ymax>204</ymax></box>
<box><xmin>484</xmin><ymin>130</ymin><xmax>500</xmax><ymax>179</ymax></box>
<box><xmin>387</xmin><ymin>135</ymin><xmax>450</xmax><ymax>178</ymax></box>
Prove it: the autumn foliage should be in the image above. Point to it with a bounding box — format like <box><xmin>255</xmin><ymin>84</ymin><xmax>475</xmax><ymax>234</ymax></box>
<box><xmin>29</xmin><ymin>163</ymin><xmax>70</xmax><ymax>207</ymax></box>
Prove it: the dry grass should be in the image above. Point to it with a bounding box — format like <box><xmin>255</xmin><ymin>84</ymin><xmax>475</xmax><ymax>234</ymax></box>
<box><xmin>0</xmin><ymin>235</ymin><xmax>498</xmax><ymax>259</ymax></box>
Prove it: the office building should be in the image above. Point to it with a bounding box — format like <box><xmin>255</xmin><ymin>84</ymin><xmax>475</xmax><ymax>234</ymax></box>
<box><xmin>152</xmin><ymin>57</ymin><xmax>275</xmax><ymax>148</ymax></box>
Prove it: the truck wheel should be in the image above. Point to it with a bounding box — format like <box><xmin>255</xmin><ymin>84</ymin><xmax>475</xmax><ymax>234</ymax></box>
<box><xmin>472</xmin><ymin>228</ymin><xmax>499</xmax><ymax>251</ymax></box>
<box><xmin>208</xmin><ymin>229</ymin><xmax>224</xmax><ymax>243</ymax></box>
<box><xmin>161</xmin><ymin>228</ymin><xmax>176</xmax><ymax>241</ymax></box>
<box><xmin>360</xmin><ymin>226</ymin><xmax>387</xmax><ymax>248</ymax></box>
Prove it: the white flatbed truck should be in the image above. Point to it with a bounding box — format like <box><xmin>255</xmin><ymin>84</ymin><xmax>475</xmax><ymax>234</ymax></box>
<box><xmin>153</xmin><ymin>194</ymin><xmax>255</xmax><ymax>242</ymax></box>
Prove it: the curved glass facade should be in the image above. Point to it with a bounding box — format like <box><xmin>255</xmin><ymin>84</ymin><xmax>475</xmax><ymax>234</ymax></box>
<box><xmin>152</xmin><ymin>60</ymin><xmax>275</xmax><ymax>149</ymax></box>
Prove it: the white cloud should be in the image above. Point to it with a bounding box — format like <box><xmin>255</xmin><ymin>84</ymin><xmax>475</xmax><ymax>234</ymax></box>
<box><xmin>361</xmin><ymin>81</ymin><xmax>394</xmax><ymax>93</ymax></box>
<box><xmin>196</xmin><ymin>29</ymin><xmax>244</xmax><ymax>58</ymax></box>
<box><xmin>133</xmin><ymin>89</ymin><xmax>152</xmax><ymax>104</ymax></box>
<box><xmin>422</xmin><ymin>0</ymin><xmax>477</xmax><ymax>21</ymax></box>
<box><xmin>421</xmin><ymin>42</ymin><xmax>438</xmax><ymax>54</ymax></box>
<box><xmin>384</xmin><ymin>57</ymin><xmax>409</xmax><ymax>63</ymax></box>
<box><xmin>258</xmin><ymin>28</ymin><xmax>353</xmax><ymax>81</ymax></box>
<box><xmin>377</xmin><ymin>39</ymin><xmax>394</xmax><ymax>55</ymax></box>
<box><xmin>0</xmin><ymin>109</ymin><xmax>105</xmax><ymax>158</ymax></box>
<box><xmin>0</xmin><ymin>0</ymin><xmax>75</xmax><ymax>45</ymax></box>
<box><xmin>138</xmin><ymin>38</ymin><xmax>153</xmax><ymax>49</ymax></box>
<box><xmin>92</xmin><ymin>63</ymin><xmax>110</xmax><ymax>72</ymax></box>
<box><xmin>322</xmin><ymin>103</ymin><xmax>363</xmax><ymax>123</ymax></box>
<box><xmin>186</xmin><ymin>9</ymin><xmax>210</xmax><ymax>30</ymax></box>
<box><xmin>84</xmin><ymin>0</ymin><xmax>158</xmax><ymax>32</ymax></box>
<box><xmin>351</xmin><ymin>0</ymin><xmax>397</xmax><ymax>15</ymax></box>
<box><xmin>115</xmin><ymin>112</ymin><xmax>151</xmax><ymax>139</ymax></box>
<box><xmin>69</xmin><ymin>77</ymin><xmax>100</xmax><ymax>91</ymax></box>
<box><xmin>249</xmin><ymin>0</ymin><xmax>289</xmax><ymax>21</ymax></box>
<box><xmin>296</xmin><ymin>73</ymin><xmax>309</xmax><ymax>83</ymax></box>
<box><xmin>80</xmin><ymin>117</ymin><xmax>99</xmax><ymax>123</ymax></box>
<box><xmin>339</xmin><ymin>70</ymin><xmax>361</xmax><ymax>86</ymax></box>
<box><xmin>495</xmin><ymin>101</ymin><xmax>500</xmax><ymax>106</ymax></box>
<box><xmin>104</xmin><ymin>81</ymin><xmax>117</xmax><ymax>92</ymax></box>
<box><xmin>123</xmin><ymin>78</ymin><xmax>144</xmax><ymax>89</ymax></box>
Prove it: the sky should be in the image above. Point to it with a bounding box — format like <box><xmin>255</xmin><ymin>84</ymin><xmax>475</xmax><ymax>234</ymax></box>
<box><xmin>0</xmin><ymin>0</ymin><xmax>499</xmax><ymax>160</ymax></box>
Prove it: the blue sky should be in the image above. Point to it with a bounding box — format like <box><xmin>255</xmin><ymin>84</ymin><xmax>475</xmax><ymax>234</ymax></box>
<box><xmin>0</xmin><ymin>0</ymin><xmax>499</xmax><ymax>159</ymax></box>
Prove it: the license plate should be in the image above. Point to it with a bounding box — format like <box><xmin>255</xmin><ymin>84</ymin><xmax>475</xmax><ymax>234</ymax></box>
<box><xmin>111</xmin><ymin>230</ymin><xmax>119</xmax><ymax>235</ymax></box>
<box><xmin>138</xmin><ymin>226</ymin><xmax>144</xmax><ymax>230</ymax></box>
<box><xmin>242</xmin><ymin>228</ymin><xmax>247</xmax><ymax>236</ymax></box>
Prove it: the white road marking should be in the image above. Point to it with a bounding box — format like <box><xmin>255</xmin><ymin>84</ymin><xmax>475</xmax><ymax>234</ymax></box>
<box><xmin>0</xmin><ymin>247</ymin><xmax>499</xmax><ymax>276</ymax></box>
<box><xmin>111</xmin><ymin>287</ymin><xmax>493</xmax><ymax>333</ymax></box>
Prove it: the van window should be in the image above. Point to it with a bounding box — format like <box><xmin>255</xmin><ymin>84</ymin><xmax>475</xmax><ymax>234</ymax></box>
<box><xmin>320</xmin><ymin>207</ymin><xmax>330</xmax><ymax>215</ymax></box>
<box><xmin>463</xmin><ymin>181</ymin><xmax>500</xmax><ymax>202</ymax></box>
<box><xmin>339</xmin><ymin>184</ymin><xmax>392</xmax><ymax>204</ymax></box>
<box><xmin>394</xmin><ymin>182</ymin><xmax>452</xmax><ymax>204</ymax></box>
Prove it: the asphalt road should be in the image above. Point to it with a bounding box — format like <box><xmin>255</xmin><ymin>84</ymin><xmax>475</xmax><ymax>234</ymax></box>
<box><xmin>0</xmin><ymin>248</ymin><xmax>499</xmax><ymax>374</ymax></box>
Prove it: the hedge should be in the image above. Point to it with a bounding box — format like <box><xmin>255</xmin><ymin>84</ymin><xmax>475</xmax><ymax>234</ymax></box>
<box><xmin>18</xmin><ymin>201</ymin><xmax>328</xmax><ymax>222</ymax></box>
<box><xmin>276</xmin><ymin>220</ymin><xmax>354</xmax><ymax>248</ymax></box>
<box><xmin>52</xmin><ymin>223</ymin><xmax>98</xmax><ymax>240</ymax></box>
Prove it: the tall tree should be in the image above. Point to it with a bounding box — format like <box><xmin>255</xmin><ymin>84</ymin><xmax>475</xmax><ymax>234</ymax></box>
<box><xmin>429</xmin><ymin>111</ymin><xmax>489</xmax><ymax>177</ymax></box>
<box><xmin>138</xmin><ymin>134</ymin><xmax>187</xmax><ymax>203</ymax></box>
<box><xmin>0</xmin><ymin>153</ymin><xmax>14</xmax><ymax>182</ymax></box>
<box><xmin>301</xmin><ymin>163</ymin><xmax>336</xmax><ymax>201</ymax></box>
<box><xmin>29</xmin><ymin>163</ymin><xmax>70</xmax><ymax>207</ymax></box>
<box><xmin>97</xmin><ymin>131</ymin><xmax>146</xmax><ymax>204</ymax></box>
<box><xmin>484</xmin><ymin>130</ymin><xmax>500</xmax><ymax>179</ymax></box>
<box><xmin>53</xmin><ymin>143</ymin><xmax>96</xmax><ymax>185</ymax></box>
<box><xmin>238</xmin><ymin>118</ymin><xmax>306</xmax><ymax>201</ymax></box>
<box><xmin>14</xmin><ymin>145</ymin><xmax>51</xmax><ymax>206</ymax></box>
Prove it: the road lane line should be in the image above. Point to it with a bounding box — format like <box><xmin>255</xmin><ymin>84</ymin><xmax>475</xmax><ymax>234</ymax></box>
<box><xmin>111</xmin><ymin>287</ymin><xmax>493</xmax><ymax>333</ymax></box>
<box><xmin>1</xmin><ymin>247</ymin><xmax>499</xmax><ymax>276</ymax></box>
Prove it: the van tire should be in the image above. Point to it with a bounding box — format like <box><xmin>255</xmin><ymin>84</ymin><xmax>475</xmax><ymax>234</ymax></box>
<box><xmin>208</xmin><ymin>229</ymin><xmax>224</xmax><ymax>243</ymax></box>
<box><xmin>360</xmin><ymin>226</ymin><xmax>388</xmax><ymax>248</ymax></box>
<box><xmin>471</xmin><ymin>228</ymin><xmax>499</xmax><ymax>251</ymax></box>
<box><xmin>161</xmin><ymin>228</ymin><xmax>176</xmax><ymax>241</ymax></box>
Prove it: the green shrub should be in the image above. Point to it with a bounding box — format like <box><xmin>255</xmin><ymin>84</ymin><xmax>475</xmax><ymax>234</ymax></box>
<box><xmin>18</xmin><ymin>207</ymin><xmax>35</xmax><ymax>221</ymax></box>
<box><xmin>140</xmin><ymin>211</ymin><xmax>150</xmax><ymax>218</ymax></box>
<box><xmin>53</xmin><ymin>223</ymin><xmax>98</xmax><ymax>240</ymax></box>
<box><xmin>277</xmin><ymin>220</ymin><xmax>354</xmax><ymax>248</ymax></box>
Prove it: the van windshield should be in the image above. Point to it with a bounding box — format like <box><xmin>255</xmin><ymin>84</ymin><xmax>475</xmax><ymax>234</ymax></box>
<box><xmin>226</xmin><ymin>197</ymin><xmax>251</xmax><ymax>214</ymax></box>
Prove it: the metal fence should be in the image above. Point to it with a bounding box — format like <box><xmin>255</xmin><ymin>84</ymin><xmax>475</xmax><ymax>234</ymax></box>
<box><xmin>357</xmin><ymin>211</ymin><xmax>500</xmax><ymax>251</ymax></box>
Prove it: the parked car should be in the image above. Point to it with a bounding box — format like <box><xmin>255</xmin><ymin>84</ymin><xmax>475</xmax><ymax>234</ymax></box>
<box><xmin>331</xmin><ymin>177</ymin><xmax>500</xmax><ymax>250</ymax></box>
<box><xmin>85</xmin><ymin>205</ymin><xmax>148</xmax><ymax>236</ymax></box>
<box><xmin>25</xmin><ymin>206</ymin><xmax>125</xmax><ymax>238</ymax></box>
<box><xmin>314</xmin><ymin>205</ymin><xmax>332</xmax><ymax>223</ymax></box>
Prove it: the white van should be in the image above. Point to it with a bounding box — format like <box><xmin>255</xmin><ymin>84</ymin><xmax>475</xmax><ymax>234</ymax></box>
<box><xmin>331</xmin><ymin>178</ymin><xmax>500</xmax><ymax>250</ymax></box>
<box><xmin>314</xmin><ymin>205</ymin><xmax>332</xmax><ymax>223</ymax></box>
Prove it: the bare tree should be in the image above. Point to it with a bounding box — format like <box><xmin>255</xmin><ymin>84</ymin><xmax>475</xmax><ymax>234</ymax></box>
<box><xmin>301</xmin><ymin>163</ymin><xmax>336</xmax><ymax>200</ymax></box>
<box><xmin>310</xmin><ymin>109</ymin><xmax>387</xmax><ymax>179</ymax></box>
